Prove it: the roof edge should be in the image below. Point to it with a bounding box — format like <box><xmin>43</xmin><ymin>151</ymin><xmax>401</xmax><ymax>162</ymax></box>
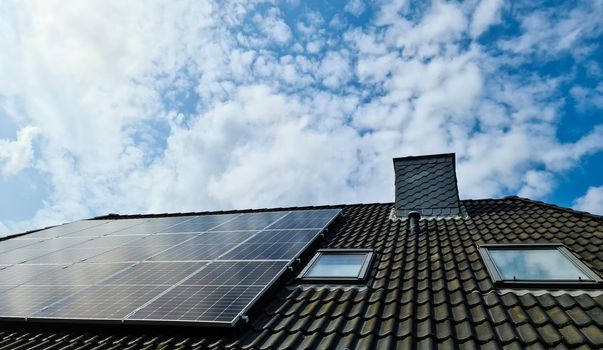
<box><xmin>91</xmin><ymin>201</ymin><xmax>394</xmax><ymax>220</ymax></box>
<box><xmin>502</xmin><ymin>195</ymin><xmax>603</xmax><ymax>220</ymax></box>
<box><xmin>392</xmin><ymin>152</ymin><xmax>455</xmax><ymax>162</ymax></box>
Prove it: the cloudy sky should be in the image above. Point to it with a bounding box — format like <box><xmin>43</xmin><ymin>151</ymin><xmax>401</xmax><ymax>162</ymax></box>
<box><xmin>1</xmin><ymin>0</ymin><xmax>602</xmax><ymax>235</ymax></box>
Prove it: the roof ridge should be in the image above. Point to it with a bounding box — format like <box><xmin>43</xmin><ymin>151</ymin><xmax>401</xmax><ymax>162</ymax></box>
<box><xmin>503</xmin><ymin>195</ymin><xmax>603</xmax><ymax>220</ymax></box>
<box><xmin>91</xmin><ymin>202</ymin><xmax>394</xmax><ymax>220</ymax></box>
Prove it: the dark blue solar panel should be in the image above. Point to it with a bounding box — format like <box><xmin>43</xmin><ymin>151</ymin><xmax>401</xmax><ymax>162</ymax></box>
<box><xmin>25</xmin><ymin>247</ymin><xmax>117</xmax><ymax>264</ymax></box>
<box><xmin>218</xmin><ymin>242</ymin><xmax>310</xmax><ymax>260</ymax></box>
<box><xmin>13</xmin><ymin>220</ymin><xmax>112</xmax><ymax>239</ymax></box>
<box><xmin>127</xmin><ymin>285</ymin><xmax>263</xmax><ymax>323</ymax></box>
<box><xmin>22</xmin><ymin>263</ymin><xmax>132</xmax><ymax>285</ymax></box>
<box><xmin>157</xmin><ymin>214</ymin><xmax>240</xmax><ymax>233</ymax></box>
<box><xmin>185</xmin><ymin>231</ymin><xmax>256</xmax><ymax>245</ymax></box>
<box><xmin>24</xmin><ymin>237</ymin><xmax>92</xmax><ymax>251</ymax></box>
<box><xmin>123</xmin><ymin>234</ymin><xmax>197</xmax><ymax>247</ymax></box>
<box><xmin>265</xmin><ymin>209</ymin><xmax>341</xmax><ymax>229</ymax></box>
<box><xmin>85</xmin><ymin>245</ymin><xmax>174</xmax><ymax>263</ymax></box>
<box><xmin>31</xmin><ymin>284</ymin><xmax>170</xmax><ymax>320</ymax></box>
<box><xmin>0</xmin><ymin>208</ymin><xmax>341</xmax><ymax>326</ymax></box>
<box><xmin>108</xmin><ymin>217</ymin><xmax>192</xmax><ymax>235</ymax></box>
<box><xmin>209</xmin><ymin>212</ymin><xmax>288</xmax><ymax>231</ymax></box>
<box><xmin>62</xmin><ymin>219</ymin><xmax>149</xmax><ymax>237</ymax></box>
<box><xmin>149</xmin><ymin>244</ymin><xmax>236</xmax><ymax>261</ymax></box>
<box><xmin>75</xmin><ymin>235</ymin><xmax>145</xmax><ymax>249</ymax></box>
<box><xmin>0</xmin><ymin>249</ymin><xmax>56</xmax><ymax>264</ymax></box>
<box><xmin>0</xmin><ymin>238</ymin><xmax>46</xmax><ymax>254</ymax></box>
<box><xmin>180</xmin><ymin>261</ymin><xmax>287</xmax><ymax>286</ymax></box>
<box><xmin>0</xmin><ymin>264</ymin><xmax>64</xmax><ymax>285</ymax></box>
<box><xmin>0</xmin><ymin>285</ymin><xmax>87</xmax><ymax>318</ymax></box>
<box><xmin>102</xmin><ymin>262</ymin><xmax>207</xmax><ymax>285</ymax></box>
<box><xmin>244</xmin><ymin>229</ymin><xmax>320</xmax><ymax>244</ymax></box>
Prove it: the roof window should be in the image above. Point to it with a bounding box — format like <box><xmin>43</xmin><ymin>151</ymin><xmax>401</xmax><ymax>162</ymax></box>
<box><xmin>298</xmin><ymin>249</ymin><xmax>373</xmax><ymax>283</ymax></box>
<box><xmin>478</xmin><ymin>244</ymin><xmax>602</xmax><ymax>288</ymax></box>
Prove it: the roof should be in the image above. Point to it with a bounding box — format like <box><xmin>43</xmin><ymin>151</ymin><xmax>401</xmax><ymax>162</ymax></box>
<box><xmin>393</xmin><ymin>153</ymin><xmax>462</xmax><ymax>217</ymax></box>
<box><xmin>1</xmin><ymin>196</ymin><xmax>602</xmax><ymax>349</ymax></box>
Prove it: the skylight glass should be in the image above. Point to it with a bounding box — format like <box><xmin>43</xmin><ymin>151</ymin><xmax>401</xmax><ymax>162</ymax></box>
<box><xmin>299</xmin><ymin>249</ymin><xmax>373</xmax><ymax>282</ymax></box>
<box><xmin>478</xmin><ymin>244</ymin><xmax>602</xmax><ymax>286</ymax></box>
<box><xmin>489</xmin><ymin>249</ymin><xmax>588</xmax><ymax>280</ymax></box>
<box><xmin>306</xmin><ymin>254</ymin><xmax>366</xmax><ymax>277</ymax></box>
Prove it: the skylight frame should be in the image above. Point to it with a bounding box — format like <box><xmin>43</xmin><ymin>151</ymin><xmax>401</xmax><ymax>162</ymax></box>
<box><xmin>297</xmin><ymin>249</ymin><xmax>374</xmax><ymax>283</ymax></box>
<box><xmin>478</xmin><ymin>243</ymin><xmax>602</xmax><ymax>288</ymax></box>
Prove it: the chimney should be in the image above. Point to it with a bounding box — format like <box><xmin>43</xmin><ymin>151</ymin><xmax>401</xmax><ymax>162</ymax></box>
<box><xmin>393</xmin><ymin>153</ymin><xmax>462</xmax><ymax>218</ymax></box>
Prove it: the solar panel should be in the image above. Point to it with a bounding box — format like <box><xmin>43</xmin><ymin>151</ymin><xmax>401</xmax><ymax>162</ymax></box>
<box><xmin>25</xmin><ymin>247</ymin><xmax>117</xmax><ymax>264</ymax></box>
<box><xmin>74</xmin><ymin>235</ymin><xmax>145</xmax><ymax>248</ymax></box>
<box><xmin>109</xmin><ymin>217</ymin><xmax>194</xmax><ymax>236</ymax></box>
<box><xmin>127</xmin><ymin>285</ymin><xmax>263</xmax><ymax>323</ymax></box>
<box><xmin>22</xmin><ymin>263</ymin><xmax>133</xmax><ymax>286</ymax></box>
<box><xmin>183</xmin><ymin>231</ymin><xmax>257</xmax><ymax>245</ymax></box>
<box><xmin>219</xmin><ymin>242</ymin><xmax>310</xmax><ymax>260</ymax></box>
<box><xmin>0</xmin><ymin>264</ymin><xmax>64</xmax><ymax>285</ymax></box>
<box><xmin>0</xmin><ymin>285</ymin><xmax>87</xmax><ymax>318</ymax></box>
<box><xmin>148</xmin><ymin>243</ymin><xmax>237</xmax><ymax>261</ymax></box>
<box><xmin>245</xmin><ymin>229</ymin><xmax>321</xmax><ymax>244</ymax></box>
<box><xmin>157</xmin><ymin>214</ymin><xmax>240</xmax><ymax>233</ymax></box>
<box><xmin>24</xmin><ymin>237</ymin><xmax>92</xmax><ymax>251</ymax></box>
<box><xmin>0</xmin><ymin>249</ymin><xmax>54</xmax><ymax>264</ymax></box>
<box><xmin>0</xmin><ymin>238</ymin><xmax>45</xmax><ymax>254</ymax></box>
<box><xmin>265</xmin><ymin>209</ymin><xmax>342</xmax><ymax>229</ymax></box>
<box><xmin>0</xmin><ymin>208</ymin><xmax>341</xmax><ymax>327</ymax></box>
<box><xmin>102</xmin><ymin>262</ymin><xmax>208</xmax><ymax>285</ymax></box>
<box><xmin>85</xmin><ymin>245</ymin><xmax>175</xmax><ymax>263</ymax></box>
<box><xmin>12</xmin><ymin>220</ymin><xmax>112</xmax><ymax>239</ymax></box>
<box><xmin>209</xmin><ymin>212</ymin><xmax>288</xmax><ymax>231</ymax></box>
<box><xmin>61</xmin><ymin>219</ymin><xmax>149</xmax><ymax>237</ymax></box>
<box><xmin>33</xmin><ymin>284</ymin><xmax>170</xmax><ymax>320</ymax></box>
<box><xmin>181</xmin><ymin>261</ymin><xmax>287</xmax><ymax>286</ymax></box>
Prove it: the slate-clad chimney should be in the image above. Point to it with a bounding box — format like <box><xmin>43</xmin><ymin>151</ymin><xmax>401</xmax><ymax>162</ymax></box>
<box><xmin>393</xmin><ymin>153</ymin><xmax>462</xmax><ymax>218</ymax></box>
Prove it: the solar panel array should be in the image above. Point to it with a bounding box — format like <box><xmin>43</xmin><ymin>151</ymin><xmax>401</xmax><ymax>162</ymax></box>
<box><xmin>0</xmin><ymin>209</ymin><xmax>340</xmax><ymax>326</ymax></box>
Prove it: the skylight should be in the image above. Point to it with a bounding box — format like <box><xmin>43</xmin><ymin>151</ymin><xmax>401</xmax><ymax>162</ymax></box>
<box><xmin>478</xmin><ymin>244</ymin><xmax>602</xmax><ymax>287</ymax></box>
<box><xmin>299</xmin><ymin>249</ymin><xmax>373</xmax><ymax>283</ymax></box>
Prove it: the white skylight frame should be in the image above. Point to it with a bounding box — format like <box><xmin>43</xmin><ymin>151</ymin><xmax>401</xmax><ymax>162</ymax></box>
<box><xmin>297</xmin><ymin>249</ymin><xmax>374</xmax><ymax>283</ymax></box>
<box><xmin>478</xmin><ymin>243</ymin><xmax>602</xmax><ymax>288</ymax></box>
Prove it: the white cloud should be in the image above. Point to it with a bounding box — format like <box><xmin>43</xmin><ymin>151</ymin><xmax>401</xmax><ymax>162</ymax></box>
<box><xmin>344</xmin><ymin>0</ymin><xmax>366</xmax><ymax>17</ymax></box>
<box><xmin>0</xmin><ymin>0</ymin><xmax>602</xmax><ymax>235</ymax></box>
<box><xmin>518</xmin><ymin>170</ymin><xmax>555</xmax><ymax>199</ymax></box>
<box><xmin>254</xmin><ymin>7</ymin><xmax>292</xmax><ymax>45</ymax></box>
<box><xmin>0</xmin><ymin>126</ymin><xmax>40</xmax><ymax>175</ymax></box>
<box><xmin>571</xmin><ymin>83</ymin><xmax>603</xmax><ymax>111</ymax></box>
<box><xmin>573</xmin><ymin>186</ymin><xmax>603</xmax><ymax>215</ymax></box>
<box><xmin>470</xmin><ymin>0</ymin><xmax>504</xmax><ymax>38</ymax></box>
<box><xmin>318</xmin><ymin>51</ymin><xmax>352</xmax><ymax>88</ymax></box>
<box><xmin>499</xmin><ymin>0</ymin><xmax>603</xmax><ymax>58</ymax></box>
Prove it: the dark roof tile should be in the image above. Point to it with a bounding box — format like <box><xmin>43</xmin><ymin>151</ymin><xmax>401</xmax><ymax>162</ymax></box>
<box><xmin>581</xmin><ymin>324</ymin><xmax>603</xmax><ymax>347</ymax></box>
<box><xmin>537</xmin><ymin>324</ymin><xmax>562</xmax><ymax>346</ymax></box>
<box><xmin>1</xmin><ymin>198</ymin><xmax>602</xmax><ymax>349</ymax></box>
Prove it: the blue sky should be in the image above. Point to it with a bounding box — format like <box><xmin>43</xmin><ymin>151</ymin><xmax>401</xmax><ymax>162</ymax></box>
<box><xmin>1</xmin><ymin>0</ymin><xmax>602</xmax><ymax>235</ymax></box>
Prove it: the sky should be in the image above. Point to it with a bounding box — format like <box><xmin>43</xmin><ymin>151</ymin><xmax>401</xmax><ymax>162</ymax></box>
<box><xmin>1</xmin><ymin>0</ymin><xmax>602</xmax><ymax>235</ymax></box>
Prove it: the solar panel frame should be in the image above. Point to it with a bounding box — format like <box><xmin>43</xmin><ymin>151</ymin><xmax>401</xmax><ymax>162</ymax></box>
<box><xmin>8</xmin><ymin>220</ymin><xmax>112</xmax><ymax>239</ymax></box>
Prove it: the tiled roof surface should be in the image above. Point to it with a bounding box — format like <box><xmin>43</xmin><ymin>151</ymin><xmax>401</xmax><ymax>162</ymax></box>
<box><xmin>394</xmin><ymin>154</ymin><xmax>462</xmax><ymax>217</ymax></box>
<box><xmin>1</xmin><ymin>197</ymin><xmax>602</xmax><ymax>349</ymax></box>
